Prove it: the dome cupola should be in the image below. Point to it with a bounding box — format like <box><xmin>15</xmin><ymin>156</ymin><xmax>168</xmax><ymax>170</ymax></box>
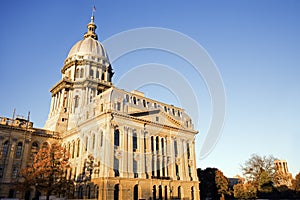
<box><xmin>64</xmin><ymin>15</ymin><xmax>110</xmax><ymax>65</ymax></box>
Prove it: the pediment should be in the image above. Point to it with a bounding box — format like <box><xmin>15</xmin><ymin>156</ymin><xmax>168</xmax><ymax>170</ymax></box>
<box><xmin>129</xmin><ymin>109</ymin><xmax>186</xmax><ymax>129</ymax></box>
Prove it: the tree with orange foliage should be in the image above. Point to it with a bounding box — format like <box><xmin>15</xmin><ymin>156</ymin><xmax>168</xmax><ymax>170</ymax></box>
<box><xmin>19</xmin><ymin>143</ymin><xmax>74</xmax><ymax>200</ymax></box>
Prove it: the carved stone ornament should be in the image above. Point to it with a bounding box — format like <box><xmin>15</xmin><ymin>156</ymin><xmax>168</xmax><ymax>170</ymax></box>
<box><xmin>133</xmin><ymin>152</ymin><xmax>141</xmax><ymax>161</ymax></box>
<box><xmin>114</xmin><ymin>149</ymin><xmax>122</xmax><ymax>159</ymax></box>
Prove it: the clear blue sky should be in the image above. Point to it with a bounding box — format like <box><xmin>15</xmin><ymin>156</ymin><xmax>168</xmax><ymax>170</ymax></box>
<box><xmin>0</xmin><ymin>0</ymin><xmax>299</xmax><ymax>178</ymax></box>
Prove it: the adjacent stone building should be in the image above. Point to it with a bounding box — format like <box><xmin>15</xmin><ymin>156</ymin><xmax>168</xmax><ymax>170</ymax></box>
<box><xmin>274</xmin><ymin>160</ymin><xmax>293</xmax><ymax>187</ymax></box>
<box><xmin>0</xmin><ymin>15</ymin><xmax>200</xmax><ymax>200</ymax></box>
<box><xmin>0</xmin><ymin>116</ymin><xmax>60</xmax><ymax>199</ymax></box>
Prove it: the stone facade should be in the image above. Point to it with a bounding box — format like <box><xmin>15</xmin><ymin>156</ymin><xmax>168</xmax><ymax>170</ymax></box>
<box><xmin>0</xmin><ymin>15</ymin><xmax>200</xmax><ymax>200</ymax></box>
<box><xmin>0</xmin><ymin>116</ymin><xmax>60</xmax><ymax>199</ymax></box>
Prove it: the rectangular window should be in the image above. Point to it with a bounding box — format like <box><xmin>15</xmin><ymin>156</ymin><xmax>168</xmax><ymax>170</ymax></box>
<box><xmin>92</xmin><ymin>134</ymin><xmax>95</xmax><ymax>149</ymax></box>
<box><xmin>116</xmin><ymin>102</ymin><xmax>121</xmax><ymax>111</ymax></box>
<box><xmin>175</xmin><ymin>164</ymin><xmax>180</xmax><ymax>180</ymax></box>
<box><xmin>151</xmin><ymin>137</ymin><xmax>154</xmax><ymax>152</ymax></box>
<box><xmin>187</xmin><ymin>143</ymin><xmax>190</xmax><ymax>159</ymax></box>
<box><xmin>114</xmin><ymin>157</ymin><xmax>119</xmax><ymax>177</ymax></box>
<box><xmin>133</xmin><ymin>133</ymin><xmax>137</xmax><ymax>152</ymax></box>
<box><xmin>133</xmin><ymin>160</ymin><xmax>138</xmax><ymax>178</ymax></box>
<box><xmin>174</xmin><ymin>140</ymin><xmax>178</xmax><ymax>157</ymax></box>
<box><xmin>114</xmin><ymin>129</ymin><xmax>120</xmax><ymax>147</ymax></box>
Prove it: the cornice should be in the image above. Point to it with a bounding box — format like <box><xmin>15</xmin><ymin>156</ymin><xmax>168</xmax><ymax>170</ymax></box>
<box><xmin>0</xmin><ymin>124</ymin><xmax>61</xmax><ymax>140</ymax></box>
<box><xmin>50</xmin><ymin>78</ymin><xmax>74</xmax><ymax>95</ymax></box>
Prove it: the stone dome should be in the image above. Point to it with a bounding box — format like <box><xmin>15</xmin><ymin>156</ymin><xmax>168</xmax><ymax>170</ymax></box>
<box><xmin>65</xmin><ymin>16</ymin><xmax>109</xmax><ymax>63</ymax></box>
<box><xmin>67</xmin><ymin>37</ymin><xmax>109</xmax><ymax>60</ymax></box>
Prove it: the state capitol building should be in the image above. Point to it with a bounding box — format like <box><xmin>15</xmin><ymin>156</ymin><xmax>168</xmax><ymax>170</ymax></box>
<box><xmin>0</xmin><ymin>14</ymin><xmax>200</xmax><ymax>200</ymax></box>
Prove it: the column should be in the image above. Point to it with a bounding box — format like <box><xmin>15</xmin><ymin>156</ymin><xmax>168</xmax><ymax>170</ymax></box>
<box><xmin>140</xmin><ymin>130</ymin><xmax>146</xmax><ymax>178</ymax></box>
<box><xmin>145</xmin><ymin>132</ymin><xmax>152</xmax><ymax>178</ymax></box>
<box><xmin>164</xmin><ymin>137</ymin><xmax>168</xmax><ymax>177</ymax></box>
<box><xmin>182</xmin><ymin>140</ymin><xmax>189</xmax><ymax>180</ymax></box>
<box><xmin>121</xmin><ymin>126</ymin><xmax>128</xmax><ymax>177</ymax></box>
<box><xmin>128</xmin><ymin>128</ymin><xmax>133</xmax><ymax>177</ymax></box>
<box><xmin>168</xmin><ymin>136</ymin><xmax>175</xmax><ymax>179</ymax></box>
<box><xmin>50</xmin><ymin>96</ymin><xmax>55</xmax><ymax>114</ymax></box>
<box><xmin>104</xmin><ymin>123</ymin><xmax>114</xmax><ymax>177</ymax></box>
<box><xmin>153</xmin><ymin>136</ymin><xmax>157</xmax><ymax>177</ymax></box>
<box><xmin>191</xmin><ymin>140</ymin><xmax>197</xmax><ymax>180</ymax></box>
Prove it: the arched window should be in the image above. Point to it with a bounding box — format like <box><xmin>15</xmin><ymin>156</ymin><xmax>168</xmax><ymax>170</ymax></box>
<box><xmin>2</xmin><ymin>140</ymin><xmax>9</xmax><ymax>156</ymax></box>
<box><xmin>42</xmin><ymin>142</ymin><xmax>49</xmax><ymax>149</ymax></box>
<box><xmin>178</xmin><ymin>186</ymin><xmax>181</xmax><ymax>199</ymax></box>
<box><xmin>95</xmin><ymin>185</ymin><xmax>99</xmax><ymax>199</ymax></box>
<box><xmin>152</xmin><ymin>186</ymin><xmax>156</xmax><ymax>200</ymax></box>
<box><xmin>101</xmin><ymin>73</ymin><xmax>105</xmax><ymax>81</ymax></box>
<box><xmin>125</xmin><ymin>94</ymin><xmax>129</xmax><ymax>102</ymax></box>
<box><xmin>96</xmin><ymin>70</ymin><xmax>99</xmax><ymax>79</ymax></box>
<box><xmin>15</xmin><ymin>142</ymin><xmax>22</xmax><ymax>158</ymax></box>
<box><xmin>134</xmin><ymin>185</ymin><xmax>139</xmax><ymax>200</ymax></box>
<box><xmin>31</xmin><ymin>142</ymin><xmax>39</xmax><ymax>160</ymax></box>
<box><xmin>191</xmin><ymin>186</ymin><xmax>194</xmax><ymax>200</ymax></box>
<box><xmin>80</xmin><ymin>68</ymin><xmax>84</xmax><ymax>78</ymax></box>
<box><xmin>90</xmin><ymin>69</ymin><xmax>94</xmax><ymax>77</ymax></box>
<box><xmin>164</xmin><ymin>186</ymin><xmax>168</xmax><ymax>200</ymax></box>
<box><xmin>87</xmin><ymin>185</ymin><xmax>91</xmax><ymax>199</ymax></box>
<box><xmin>158</xmin><ymin>185</ymin><xmax>162</xmax><ymax>200</ymax></box>
<box><xmin>133</xmin><ymin>96</ymin><xmax>137</xmax><ymax>105</ymax></box>
<box><xmin>114</xmin><ymin>184</ymin><xmax>119</xmax><ymax>200</ymax></box>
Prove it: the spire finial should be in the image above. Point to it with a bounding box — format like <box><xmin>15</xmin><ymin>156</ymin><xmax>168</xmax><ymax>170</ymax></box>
<box><xmin>84</xmin><ymin>6</ymin><xmax>98</xmax><ymax>40</ymax></box>
<box><xmin>92</xmin><ymin>5</ymin><xmax>96</xmax><ymax>21</ymax></box>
